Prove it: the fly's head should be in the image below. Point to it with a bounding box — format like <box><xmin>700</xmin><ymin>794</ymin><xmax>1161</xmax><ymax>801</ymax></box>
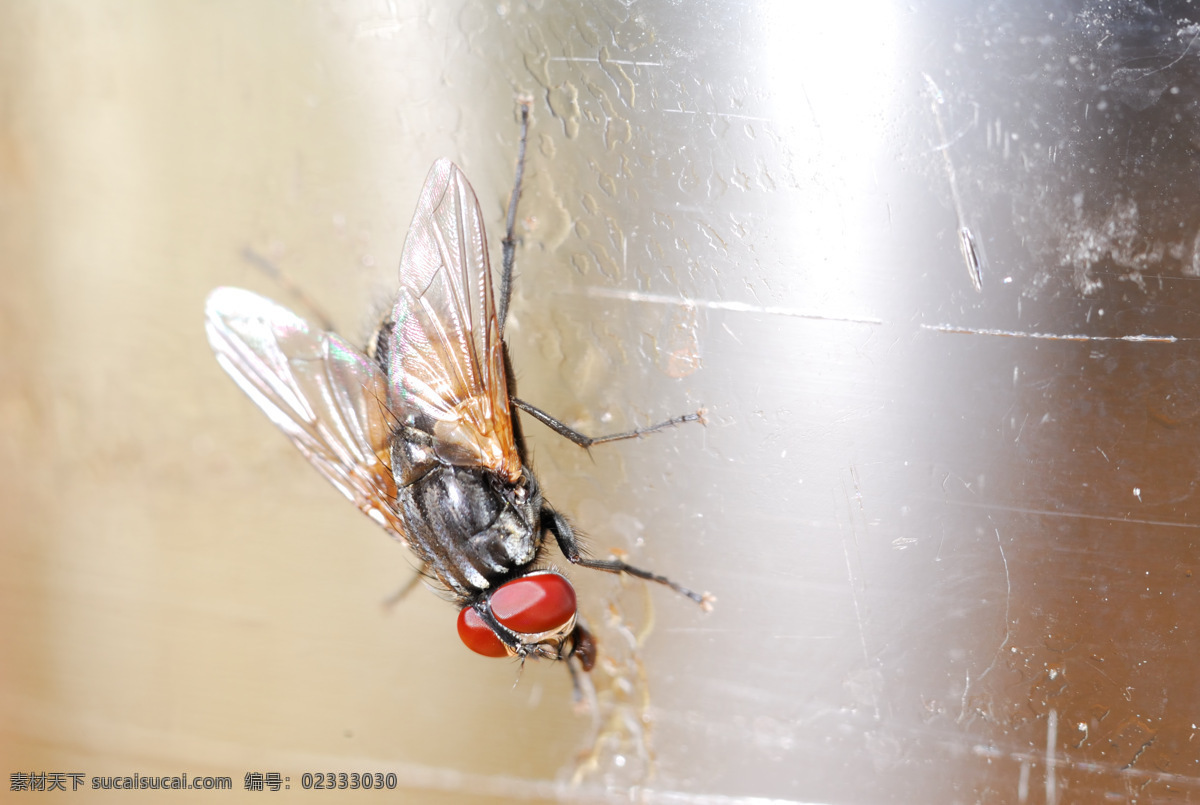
<box><xmin>456</xmin><ymin>570</ymin><xmax>594</xmax><ymax>669</ymax></box>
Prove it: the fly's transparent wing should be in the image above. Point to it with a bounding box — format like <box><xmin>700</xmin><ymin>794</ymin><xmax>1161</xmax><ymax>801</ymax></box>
<box><xmin>388</xmin><ymin>159</ymin><xmax>522</xmax><ymax>483</ymax></box>
<box><xmin>205</xmin><ymin>287</ymin><xmax>409</xmax><ymax>543</ymax></box>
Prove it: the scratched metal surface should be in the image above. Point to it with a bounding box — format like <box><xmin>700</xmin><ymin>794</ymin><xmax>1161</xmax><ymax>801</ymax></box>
<box><xmin>3</xmin><ymin>1</ymin><xmax>1199</xmax><ymax>803</ymax></box>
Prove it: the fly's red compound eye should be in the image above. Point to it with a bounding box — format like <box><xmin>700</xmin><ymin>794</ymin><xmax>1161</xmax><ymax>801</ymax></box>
<box><xmin>490</xmin><ymin>573</ymin><xmax>576</xmax><ymax>634</ymax></box>
<box><xmin>457</xmin><ymin>573</ymin><xmax>578</xmax><ymax>658</ymax></box>
<box><xmin>457</xmin><ymin>606</ymin><xmax>508</xmax><ymax>657</ymax></box>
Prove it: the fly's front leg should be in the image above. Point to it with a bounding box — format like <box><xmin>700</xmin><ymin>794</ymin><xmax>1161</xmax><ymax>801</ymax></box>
<box><xmin>544</xmin><ymin>506</ymin><xmax>713</xmax><ymax>609</ymax></box>
<box><xmin>513</xmin><ymin>398</ymin><xmax>704</xmax><ymax>449</ymax></box>
<box><xmin>470</xmin><ymin>599</ymin><xmax>527</xmax><ymax>656</ymax></box>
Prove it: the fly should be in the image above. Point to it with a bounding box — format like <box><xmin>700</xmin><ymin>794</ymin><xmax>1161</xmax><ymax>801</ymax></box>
<box><xmin>204</xmin><ymin>102</ymin><xmax>710</xmax><ymax>675</ymax></box>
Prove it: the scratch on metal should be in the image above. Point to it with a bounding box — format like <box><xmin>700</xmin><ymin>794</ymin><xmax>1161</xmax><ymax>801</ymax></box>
<box><xmin>923</xmin><ymin>74</ymin><xmax>983</xmax><ymax>292</ymax></box>
<box><xmin>974</xmin><ymin>740</ymin><xmax>1199</xmax><ymax>789</ymax></box>
<box><xmin>1046</xmin><ymin>707</ymin><xmax>1058</xmax><ymax>805</ymax></box>
<box><xmin>922</xmin><ymin>324</ymin><xmax>1182</xmax><ymax>342</ymax></box>
<box><xmin>948</xmin><ymin>499</ymin><xmax>1200</xmax><ymax>530</ymax></box>
<box><xmin>838</xmin><ymin>468</ymin><xmax>880</xmax><ymax>720</ymax></box>
<box><xmin>582</xmin><ymin>286</ymin><xmax>882</xmax><ymax>325</ymax></box>
<box><xmin>549</xmin><ymin>57</ymin><xmax>665</xmax><ymax>67</ymax></box>
<box><xmin>661</xmin><ymin>108</ymin><xmax>773</xmax><ymax>123</ymax></box>
<box><xmin>958</xmin><ymin>526</ymin><xmax>1013</xmax><ymax>724</ymax></box>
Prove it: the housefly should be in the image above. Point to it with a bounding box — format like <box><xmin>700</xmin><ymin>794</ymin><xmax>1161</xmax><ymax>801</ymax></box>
<box><xmin>204</xmin><ymin>104</ymin><xmax>709</xmax><ymax>674</ymax></box>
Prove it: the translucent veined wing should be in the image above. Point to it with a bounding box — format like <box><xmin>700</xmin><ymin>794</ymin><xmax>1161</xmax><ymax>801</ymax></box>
<box><xmin>205</xmin><ymin>287</ymin><xmax>409</xmax><ymax>543</ymax></box>
<box><xmin>388</xmin><ymin>159</ymin><xmax>522</xmax><ymax>483</ymax></box>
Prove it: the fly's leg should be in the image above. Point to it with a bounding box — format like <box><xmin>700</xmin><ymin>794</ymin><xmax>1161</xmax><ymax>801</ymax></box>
<box><xmin>240</xmin><ymin>246</ymin><xmax>338</xmax><ymax>333</ymax></box>
<box><xmin>469</xmin><ymin>599</ymin><xmax>527</xmax><ymax>656</ymax></box>
<box><xmin>545</xmin><ymin>507</ymin><xmax>714</xmax><ymax>610</ymax></box>
<box><xmin>498</xmin><ymin>96</ymin><xmax>532</xmax><ymax>334</ymax></box>
<box><xmin>380</xmin><ymin>563</ymin><xmax>429</xmax><ymax>610</ymax></box>
<box><xmin>496</xmin><ymin>100</ymin><xmax>703</xmax><ymax>449</ymax></box>
<box><xmin>565</xmin><ymin>625</ymin><xmax>598</xmax><ymax>707</ymax></box>
<box><xmin>513</xmin><ymin>398</ymin><xmax>704</xmax><ymax>448</ymax></box>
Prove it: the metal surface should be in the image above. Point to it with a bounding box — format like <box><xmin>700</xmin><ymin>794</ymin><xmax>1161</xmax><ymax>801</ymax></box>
<box><xmin>3</xmin><ymin>1</ymin><xmax>1199</xmax><ymax>803</ymax></box>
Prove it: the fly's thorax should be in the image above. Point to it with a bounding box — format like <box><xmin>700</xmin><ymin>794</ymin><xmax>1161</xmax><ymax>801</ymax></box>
<box><xmin>391</xmin><ymin>425</ymin><xmax>438</xmax><ymax>487</ymax></box>
<box><xmin>392</xmin><ymin>443</ymin><xmax>546</xmax><ymax>596</ymax></box>
<box><xmin>510</xmin><ymin>466</ymin><xmax>543</xmax><ymax>531</ymax></box>
<box><xmin>464</xmin><ymin>468</ymin><xmax>542</xmax><ymax>575</ymax></box>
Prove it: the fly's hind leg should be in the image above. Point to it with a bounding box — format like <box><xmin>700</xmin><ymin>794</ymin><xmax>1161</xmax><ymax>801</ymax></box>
<box><xmin>240</xmin><ymin>246</ymin><xmax>338</xmax><ymax>333</ymax></box>
<box><xmin>495</xmin><ymin>98</ymin><xmax>703</xmax><ymax>450</ymax></box>
<box><xmin>513</xmin><ymin>398</ymin><xmax>704</xmax><ymax>449</ymax></box>
<box><xmin>498</xmin><ymin>96</ymin><xmax>533</xmax><ymax>334</ymax></box>
<box><xmin>544</xmin><ymin>506</ymin><xmax>713</xmax><ymax>610</ymax></box>
<box><xmin>381</xmin><ymin>562</ymin><xmax>430</xmax><ymax>611</ymax></box>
